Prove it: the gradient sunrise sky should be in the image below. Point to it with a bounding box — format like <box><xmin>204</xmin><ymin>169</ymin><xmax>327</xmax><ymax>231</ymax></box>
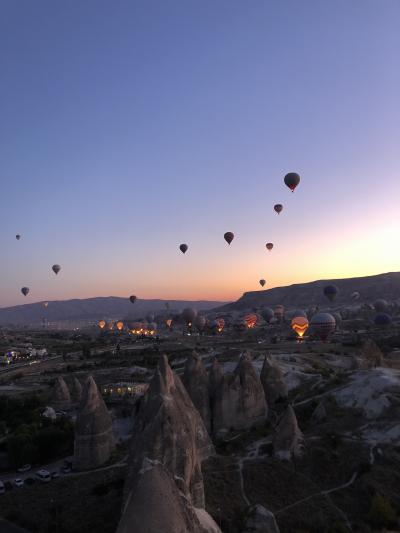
<box><xmin>1</xmin><ymin>0</ymin><xmax>400</xmax><ymax>307</ymax></box>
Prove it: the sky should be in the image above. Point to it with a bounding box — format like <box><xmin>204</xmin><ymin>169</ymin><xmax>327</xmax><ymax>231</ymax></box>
<box><xmin>1</xmin><ymin>0</ymin><xmax>400</xmax><ymax>307</ymax></box>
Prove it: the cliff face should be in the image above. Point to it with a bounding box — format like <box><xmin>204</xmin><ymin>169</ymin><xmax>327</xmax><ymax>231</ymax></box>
<box><xmin>260</xmin><ymin>355</ymin><xmax>288</xmax><ymax>407</ymax></box>
<box><xmin>73</xmin><ymin>376</ymin><xmax>115</xmax><ymax>470</ymax></box>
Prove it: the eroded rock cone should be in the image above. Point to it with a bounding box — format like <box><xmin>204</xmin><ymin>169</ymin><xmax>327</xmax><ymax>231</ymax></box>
<box><xmin>183</xmin><ymin>351</ymin><xmax>212</xmax><ymax>432</ymax></box>
<box><xmin>311</xmin><ymin>401</ymin><xmax>327</xmax><ymax>424</ymax></box>
<box><xmin>360</xmin><ymin>339</ymin><xmax>384</xmax><ymax>368</ymax></box>
<box><xmin>260</xmin><ymin>355</ymin><xmax>288</xmax><ymax>407</ymax></box>
<box><xmin>212</xmin><ymin>352</ymin><xmax>267</xmax><ymax>437</ymax></box>
<box><xmin>125</xmin><ymin>354</ymin><xmax>214</xmax><ymax>509</ymax></box>
<box><xmin>51</xmin><ymin>376</ymin><xmax>71</xmax><ymax>409</ymax></box>
<box><xmin>243</xmin><ymin>504</ymin><xmax>280</xmax><ymax>533</ymax></box>
<box><xmin>117</xmin><ymin>460</ymin><xmax>221</xmax><ymax>533</ymax></box>
<box><xmin>70</xmin><ymin>377</ymin><xmax>82</xmax><ymax>402</ymax></box>
<box><xmin>73</xmin><ymin>375</ymin><xmax>115</xmax><ymax>470</ymax></box>
<box><xmin>273</xmin><ymin>405</ymin><xmax>304</xmax><ymax>460</ymax></box>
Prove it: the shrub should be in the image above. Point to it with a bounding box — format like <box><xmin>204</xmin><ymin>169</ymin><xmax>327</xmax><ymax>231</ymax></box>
<box><xmin>367</xmin><ymin>493</ymin><xmax>397</xmax><ymax>528</ymax></box>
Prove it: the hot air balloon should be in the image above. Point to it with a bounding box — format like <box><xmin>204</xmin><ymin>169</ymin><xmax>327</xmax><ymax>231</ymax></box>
<box><xmin>244</xmin><ymin>313</ymin><xmax>257</xmax><ymax>329</ymax></box>
<box><xmin>195</xmin><ymin>315</ymin><xmax>206</xmax><ymax>331</ymax></box>
<box><xmin>274</xmin><ymin>305</ymin><xmax>285</xmax><ymax>321</ymax></box>
<box><xmin>182</xmin><ymin>307</ymin><xmax>197</xmax><ymax>325</ymax></box>
<box><xmin>323</xmin><ymin>285</ymin><xmax>338</xmax><ymax>302</ymax></box>
<box><xmin>310</xmin><ymin>312</ymin><xmax>336</xmax><ymax>340</ymax></box>
<box><xmin>52</xmin><ymin>264</ymin><xmax>61</xmax><ymax>275</ymax></box>
<box><xmin>351</xmin><ymin>291</ymin><xmax>360</xmax><ymax>301</ymax></box>
<box><xmin>116</xmin><ymin>321</ymin><xmax>124</xmax><ymax>331</ymax></box>
<box><xmin>374</xmin><ymin>313</ymin><xmax>392</xmax><ymax>327</ymax></box>
<box><xmin>16</xmin><ymin>234</ymin><xmax>21</xmax><ymax>240</ymax></box>
<box><xmin>215</xmin><ymin>317</ymin><xmax>225</xmax><ymax>332</ymax></box>
<box><xmin>21</xmin><ymin>287</ymin><xmax>29</xmax><ymax>296</ymax></box>
<box><xmin>261</xmin><ymin>307</ymin><xmax>274</xmax><ymax>323</ymax></box>
<box><xmin>129</xmin><ymin>295</ymin><xmax>137</xmax><ymax>304</ymax></box>
<box><xmin>274</xmin><ymin>204</ymin><xmax>283</xmax><ymax>215</ymax></box>
<box><xmin>284</xmin><ymin>172</ymin><xmax>300</xmax><ymax>192</ymax></box>
<box><xmin>266</xmin><ymin>243</ymin><xmax>273</xmax><ymax>251</ymax></box>
<box><xmin>224</xmin><ymin>232</ymin><xmax>234</xmax><ymax>245</ymax></box>
<box><xmin>98</xmin><ymin>320</ymin><xmax>106</xmax><ymax>329</ymax></box>
<box><xmin>179</xmin><ymin>244</ymin><xmax>188</xmax><ymax>254</ymax></box>
<box><xmin>259</xmin><ymin>279</ymin><xmax>266</xmax><ymax>287</ymax></box>
<box><xmin>165</xmin><ymin>318</ymin><xmax>173</xmax><ymax>328</ymax></box>
<box><xmin>374</xmin><ymin>299</ymin><xmax>388</xmax><ymax>313</ymax></box>
<box><xmin>43</xmin><ymin>301</ymin><xmax>49</xmax><ymax>308</ymax></box>
<box><xmin>291</xmin><ymin>316</ymin><xmax>309</xmax><ymax>338</ymax></box>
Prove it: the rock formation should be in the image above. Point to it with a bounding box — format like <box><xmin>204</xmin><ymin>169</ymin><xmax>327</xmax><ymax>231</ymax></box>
<box><xmin>51</xmin><ymin>376</ymin><xmax>71</xmax><ymax>409</ymax></box>
<box><xmin>117</xmin><ymin>460</ymin><xmax>221</xmax><ymax>533</ymax></box>
<box><xmin>212</xmin><ymin>352</ymin><xmax>267</xmax><ymax>437</ymax></box>
<box><xmin>243</xmin><ymin>504</ymin><xmax>280</xmax><ymax>533</ymax></box>
<box><xmin>273</xmin><ymin>405</ymin><xmax>304</xmax><ymax>460</ymax></box>
<box><xmin>183</xmin><ymin>351</ymin><xmax>212</xmax><ymax>432</ymax></box>
<box><xmin>70</xmin><ymin>377</ymin><xmax>82</xmax><ymax>402</ymax></box>
<box><xmin>311</xmin><ymin>401</ymin><xmax>327</xmax><ymax>424</ymax></box>
<box><xmin>124</xmin><ymin>354</ymin><xmax>214</xmax><ymax>509</ymax></box>
<box><xmin>260</xmin><ymin>355</ymin><xmax>288</xmax><ymax>407</ymax></box>
<box><xmin>73</xmin><ymin>375</ymin><xmax>115</xmax><ymax>470</ymax></box>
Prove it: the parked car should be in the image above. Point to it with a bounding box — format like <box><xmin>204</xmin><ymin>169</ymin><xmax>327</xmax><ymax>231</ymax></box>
<box><xmin>61</xmin><ymin>465</ymin><xmax>71</xmax><ymax>474</ymax></box>
<box><xmin>17</xmin><ymin>464</ymin><xmax>31</xmax><ymax>473</ymax></box>
<box><xmin>14</xmin><ymin>478</ymin><xmax>24</xmax><ymax>488</ymax></box>
<box><xmin>35</xmin><ymin>469</ymin><xmax>51</xmax><ymax>483</ymax></box>
<box><xmin>0</xmin><ymin>480</ymin><xmax>5</xmax><ymax>495</ymax></box>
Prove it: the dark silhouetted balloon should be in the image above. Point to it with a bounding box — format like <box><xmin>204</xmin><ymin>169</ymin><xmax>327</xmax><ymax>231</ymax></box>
<box><xmin>182</xmin><ymin>307</ymin><xmax>197</xmax><ymax>325</ymax></box>
<box><xmin>195</xmin><ymin>315</ymin><xmax>206</xmax><ymax>331</ymax></box>
<box><xmin>310</xmin><ymin>312</ymin><xmax>336</xmax><ymax>340</ymax></box>
<box><xmin>224</xmin><ymin>232</ymin><xmax>234</xmax><ymax>245</ymax></box>
<box><xmin>16</xmin><ymin>234</ymin><xmax>21</xmax><ymax>240</ymax></box>
<box><xmin>21</xmin><ymin>287</ymin><xmax>29</xmax><ymax>296</ymax></box>
<box><xmin>323</xmin><ymin>285</ymin><xmax>338</xmax><ymax>302</ymax></box>
<box><xmin>261</xmin><ymin>308</ymin><xmax>274</xmax><ymax>323</ymax></box>
<box><xmin>259</xmin><ymin>279</ymin><xmax>266</xmax><ymax>287</ymax></box>
<box><xmin>374</xmin><ymin>299</ymin><xmax>388</xmax><ymax>313</ymax></box>
<box><xmin>52</xmin><ymin>264</ymin><xmax>61</xmax><ymax>275</ymax></box>
<box><xmin>274</xmin><ymin>204</ymin><xmax>283</xmax><ymax>215</ymax></box>
<box><xmin>129</xmin><ymin>295</ymin><xmax>137</xmax><ymax>304</ymax></box>
<box><xmin>266</xmin><ymin>243</ymin><xmax>273</xmax><ymax>251</ymax></box>
<box><xmin>179</xmin><ymin>244</ymin><xmax>188</xmax><ymax>254</ymax></box>
<box><xmin>374</xmin><ymin>313</ymin><xmax>392</xmax><ymax>327</ymax></box>
<box><xmin>284</xmin><ymin>172</ymin><xmax>300</xmax><ymax>192</ymax></box>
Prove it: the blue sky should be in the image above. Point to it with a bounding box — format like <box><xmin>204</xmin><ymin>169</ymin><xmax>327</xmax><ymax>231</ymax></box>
<box><xmin>1</xmin><ymin>0</ymin><xmax>400</xmax><ymax>306</ymax></box>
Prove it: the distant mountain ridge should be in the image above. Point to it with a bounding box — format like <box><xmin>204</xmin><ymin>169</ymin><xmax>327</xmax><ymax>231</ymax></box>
<box><xmin>217</xmin><ymin>272</ymin><xmax>400</xmax><ymax>312</ymax></box>
<box><xmin>0</xmin><ymin>296</ymin><xmax>228</xmax><ymax>325</ymax></box>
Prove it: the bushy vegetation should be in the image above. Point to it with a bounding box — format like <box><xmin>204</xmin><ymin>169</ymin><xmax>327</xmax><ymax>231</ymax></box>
<box><xmin>367</xmin><ymin>493</ymin><xmax>397</xmax><ymax>529</ymax></box>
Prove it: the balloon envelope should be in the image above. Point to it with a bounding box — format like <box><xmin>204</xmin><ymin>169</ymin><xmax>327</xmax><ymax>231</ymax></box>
<box><xmin>274</xmin><ymin>204</ymin><xmax>283</xmax><ymax>214</ymax></box>
<box><xmin>21</xmin><ymin>287</ymin><xmax>29</xmax><ymax>296</ymax></box>
<box><xmin>310</xmin><ymin>312</ymin><xmax>336</xmax><ymax>340</ymax></box>
<box><xmin>179</xmin><ymin>244</ymin><xmax>188</xmax><ymax>254</ymax></box>
<box><xmin>16</xmin><ymin>234</ymin><xmax>21</xmax><ymax>240</ymax></box>
<box><xmin>266</xmin><ymin>243</ymin><xmax>273</xmax><ymax>251</ymax></box>
<box><xmin>374</xmin><ymin>313</ymin><xmax>392</xmax><ymax>326</ymax></box>
<box><xmin>323</xmin><ymin>285</ymin><xmax>338</xmax><ymax>302</ymax></box>
<box><xmin>259</xmin><ymin>279</ymin><xmax>266</xmax><ymax>287</ymax></box>
<box><xmin>182</xmin><ymin>307</ymin><xmax>197</xmax><ymax>325</ymax></box>
<box><xmin>116</xmin><ymin>321</ymin><xmax>124</xmax><ymax>331</ymax></box>
<box><xmin>129</xmin><ymin>295</ymin><xmax>137</xmax><ymax>304</ymax></box>
<box><xmin>284</xmin><ymin>172</ymin><xmax>300</xmax><ymax>192</ymax></box>
<box><xmin>98</xmin><ymin>320</ymin><xmax>106</xmax><ymax>329</ymax></box>
<box><xmin>261</xmin><ymin>308</ymin><xmax>274</xmax><ymax>323</ymax></box>
<box><xmin>52</xmin><ymin>264</ymin><xmax>61</xmax><ymax>275</ymax></box>
<box><xmin>224</xmin><ymin>232</ymin><xmax>234</xmax><ymax>245</ymax></box>
<box><xmin>291</xmin><ymin>316</ymin><xmax>309</xmax><ymax>338</ymax></box>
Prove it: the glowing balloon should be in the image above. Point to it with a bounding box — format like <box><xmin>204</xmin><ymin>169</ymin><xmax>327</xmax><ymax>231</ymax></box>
<box><xmin>266</xmin><ymin>243</ymin><xmax>273</xmax><ymax>251</ymax></box>
<box><xmin>129</xmin><ymin>295</ymin><xmax>137</xmax><ymax>304</ymax></box>
<box><xmin>179</xmin><ymin>244</ymin><xmax>188</xmax><ymax>254</ymax></box>
<box><xmin>224</xmin><ymin>232</ymin><xmax>234</xmax><ymax>245</ymax></box>
<box><xmin>98</xmin><ymin>320</ymin><xmax>106</xmax><ymax>329</ymax></box>
<box><xmin>323</xmin><ymin>285</ymin><xmax>338</xmax><ymax>302</ymax></box>
<box><xmin>21</xmin><ymin>287</ymin><xmax>29</xmax><ymax>296</ymax></box>
<box><xmin>195</xmin><ymin>315</ymin><xmax>206</xmax><ymax>331</ymax></box>
<box><xmin>274</xmin><ymin>204</ymin><xmax>283</xmax><ymax>215</ymax></box>
<box><xmin>182</xmin><ymin>307</ymin><xmax>197</xmax><ymax>325</ymax></box>
<box><xmin>284</xmin><ymin>172</ymin><xmax>300</xmax><ymax>192</ymax></box>
<box><xmin>166</xmin><ymin>318</ymin><xmax>173</xmax><ymax>328</ymax></box>
<box><xmin>116</xmin><ymin>321</ymin><xmax>124</xmax><ymax>331</ymax></box>
<box><xmin>259</xmin><ymin>279</ymin><xmax>266</xmax><ymax>287</ymax></box>
<box><xmin>244</xmin><ymin>313</ymin><xmax>257</xmax><ymax>329</ymax></box>
<box><xmin>215</xmin><ymin>317</ymin><xmax>225</xmax><ymax>332</ymax></box>
<box><xmin>310</xmin><ymin>312</ymin><xmax>336</xmax><ymax>340</ymax></box>
<box><xmin>43</xmin><ymin>302</ymin><xmax>49</xmax><ymax>308</ymax></box>
<box><xmin>291</xmin><ymin>316</ymin><xmax>309</xmax><ymax>338</ymax></box>
<box><xmin>52</xmin><ymin>264</ymin><xmax>61</xmax><ymax>275</ymax></box>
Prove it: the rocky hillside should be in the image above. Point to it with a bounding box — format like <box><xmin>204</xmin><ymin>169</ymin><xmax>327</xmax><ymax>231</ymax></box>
<box><xmin>0</xmin><ymin>296</ymin><xmax>227</xmax><ymax>325</ymax></box>
<box><xmin>217</xmin><ymin>271</ymin><xmax>400</xmax><ymax>312</ymax></box>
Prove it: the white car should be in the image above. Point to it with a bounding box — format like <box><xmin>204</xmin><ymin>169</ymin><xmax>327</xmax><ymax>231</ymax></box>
<box><xmin>14</xmin><ymin>478</ymin><xmax>24</xmax><ymax>488</ymax></box>
<box><xmin>35</xmin><ymin>469</ymin><xmax>51</xmax><ymax>483</ymax></box>
<box><xmin>17</xmin><ymin>464</ymin><xmax>31</xmax><ymax>473</ymax></box>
